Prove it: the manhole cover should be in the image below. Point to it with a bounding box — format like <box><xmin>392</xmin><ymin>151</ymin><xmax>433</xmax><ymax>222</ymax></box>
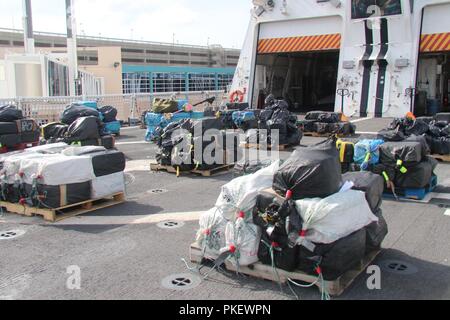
<box><xmin>381</xmin><ymin>260</ymin><xmax>419</xmax><ymax>275</ymax></box>
<box><xmin>0</xmin><ymin>230</ymin><xmax>26</xmax><ymax>240</ymax></box>
<box><xmin>148</xmin><ymin>189</ymin><xmax>168</xmax><ymax>195</ymax></box>
<box><xmin>157</xmin><ymin>221</ymin><xmax>185</xmax><ymax>229</ymax></box>
<box><xmin>161</xmin><ymin>273</ymin><xmax>201</xmax><ymax>291</ymax></box>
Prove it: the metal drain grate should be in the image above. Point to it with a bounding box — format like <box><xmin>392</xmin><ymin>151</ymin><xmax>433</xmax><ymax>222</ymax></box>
<box><xmin>161</xmin><ymin>273</ymin><xmax>201</xmax><ymax>291</ymax></box>
<box><xmin>0</xmin><ymin>230</ymin><xmax>26</xmax><ymax>240</ymax></box>
<box><xmin>157</xmin><ymin>221</ymin><xmax>185</xmax><ymax>230</ymax></box>
<box><xmin>381</xmin><ymin>260</ymin><xmax>418</xmax><ymax>275</ymax></box>
<box><xmin>148</xmin><ymin>189</ymin><xmax>168</xmax><ymax>195</ymax></box>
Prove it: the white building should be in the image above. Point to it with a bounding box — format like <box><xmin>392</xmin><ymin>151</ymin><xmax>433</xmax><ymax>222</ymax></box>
<box><xmin>0</xmin><ymin>52</ymin><xmax>103</xmax><ymax>99</ymax></box>
<box><xmin>231</xmin><ymin>0</ymin><xmax>450</xmax><ymax>117</ymax></box>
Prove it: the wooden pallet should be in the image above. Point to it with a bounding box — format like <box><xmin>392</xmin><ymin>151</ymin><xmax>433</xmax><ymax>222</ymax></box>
<box><xmin>150</xmin><ymin>162</ymin><xmax>234</xmax><ymax>177</ymax></box>
<box><xmin>0</xmin><ymin>193</ymin><xmax>125</xmax><ymax>222</ymax></box>
<box><xmin>241</xmin><ymin>143</ymin><xmax>293</xmax><ymax>151</ymax></box>
<box><xmin>190</xmin><ymin>243</ymin><xmax>380</xmax><ymax>297</ymax></box>
<box><xmin>431</xmin><ymin>154</ymin><xmax>450</xmax><ymax>163</ymax></box>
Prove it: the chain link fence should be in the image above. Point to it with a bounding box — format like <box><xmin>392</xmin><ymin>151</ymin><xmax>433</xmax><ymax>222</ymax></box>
<box><xmin>0</xmin><ymin>90</ymin><xmax>228</xmax><ymax>125</ymax></box>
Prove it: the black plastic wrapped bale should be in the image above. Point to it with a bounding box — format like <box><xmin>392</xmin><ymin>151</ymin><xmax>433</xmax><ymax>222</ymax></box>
<box><xmin>91</xmin><ymin>151</ymin><xmax>126</xmax><ymax>177</ymax></box>
<box><xmin>218</xmin><ymin>111</ymin><xmax>235</xmax><ymax>130</ymax></box>
<box><xmin>222</xmin><ymin>131</ymin><xmax>242</xmax><ymax>164</ymax></box>
<box><xmin>366</xmin><ymin>209</ymin><xmax>388</xmax><ymax>253</ymax></box>
<box><xmin>20</xmin><ymin>130</ymin><xmax>40</xmax><ymax>144</ymax></box>
<box><xmin>100</xmin><ymin>135</ymin><xmax>115</xmax><ymax>150</ymax></box>
<box><xmin>66</xmin><ymin>116</ymin><xmax>101</xmax><ymax>143</ymax></box>
<box><xmin>369</xmin><ymin>164</ymin><xmax>396</xmax><ymax>187</ymax></box>
<box><xmin>259</xmin><ymin>106</ymin><xmax>277</xmax><ymax>129</ymax></box>
<box><xmin>305</xmin><ymin>111</ymin><xmax>340</xmax><ymax>121</ymax></box>
<box><xmin>42</xmin><ymin>123</ymin><xmax>69</xmax><ymax>140</ymax></box>
<box><xmin>425</xmin><ymin>135</ymin><xmax>450</xmax><ymax>155</ymax></box>
<box><xmin>156</xmin><ymin>146</ymin><xmax>173</xmax><ymax>166</ymax></box>
<box><xmin>191</xmin><ymin>118</ymin><xmax>224</xmax><ymax>134</ymax></box>
<box><xmin>61</xmin><ymin>104</ymin><xmax>100</xmax><ymax>125</ymax></box>
<box><xmin>234</xmin><ymin>159</ymin><xmax>273</xmax><ymax>176</ymax></box>
<box><xmin>327</xmin><ymin>122</ymin><xmax>355</xmax><ymax>135</ymax></box>
<box><xmin>226</xmin><ymin>102</ymin><xmax>249</xmax><ymax>111</ymax></box>
<box><xmin>4</xmin><ymin>184</ymin><xmax>27</xmax><ymax>203</ymax></box>
<box><xmin>435</xmin><ymin>113</ymin><xmax>450</xmax><ymax>124</ymax></box>
<box><xmin>394</xmin><ymin>157</ymin><xmax>438</xmax><ymax>189</ymax></box>
<box><xmin>406</xmin><ymin>135</ymin><xmax>430</xmax><ymax>157</ymax></box>
<box><xmin>378</xmin><ymin>129</ymin><xmax>405</xmax><ymax>142</ymax></box>
<box><xmin>273</xmin><ymin>141</ymin><xmax>342</xmax><ymax>200</ymax></box>
<box><xmin>298</xmin><ymin>229</ymin><xmax>367</xmax><ymax>281</ymax></box>
<box><xmin>238</xmin><ymin>119</ymin><xmax>259</xmax><ymax>132</ymax></box>
<box><xmin>253</xmin><ymin>192</ymin><xmax>288</xmax><ymax>236</ymax></box>
<box><xmin>428</xmin><ymin>124</ymin><xmax>442</xmax><ymax>137</ymax></box>
<box><xmin>405</xmin><ymin>119</ymin><xmax>430</xmax><ymax>136</ymax></box>
<box><xmin>0</xmin><ymin>105</ymin><xmax>23</xmax><ymax>122</ymax></box>
<box><xmin>317</xmin><ymin>113</ymin><xmax>340</xmax><ymax>124</ymax></box>
<box><xmin>24</xmin><ymin>182</ymin><xmax>91</xmax><ymax>209</ymax></box>
<box><xmin>98</xmin><ymin>106</ymin><xmax>118</xmax><ymax>123</ymax></box>
<box><xmin>433</xmin><ymin>121</ymin><xmax>448</xmax><ymax>128</ymax></box>
<box><xmin>79</xmin><ymin>136</ymin><xmax>114</xmax><ymax>150</ymax></box>
<box><xmin>267</xmin><ymin>108</ymin><xmax>289</xmax><ymax>135</ymax></box>
<box><xmin>0</xmin><ymin>133</ymin><xmax>21</xmax><ymax>147</ymax></box>
<box><xmin>0</xmin><ymin>122</ymin><xmax>19</xmax><ymax>135</ymax></box>
<box><xmin>171</xmin><ymin>142</ymin><xmax>194</xmax><ymax>172</ymax></box>
<box><xmin>313</xmin><ymin>122</ymin><xmax>330</xmax><ymax>134</ymax></box>
<box><xmin>246</xmin><ymin>129</ymin><xmax>268</xmax><ymax>145</ymax></box>
<box><xmin>379</xmin><ymin>141</ymin><xmax>424</xmax><ymax>166</ymax></box>
<box><xmin>441</xmin><ymin>125</ymin><xmax>450</xmax><ymax>137</ymax></box>
<box><xmin>342</xmin><ymin>171</ymin><xmax>384</xmax><ymax>213</ymax></box>
<box><xmin>297</xmin><ymin>120</ymin><xmax>316</xmax><ymax>133</ymax></box>
<box><xmin>258</xmin><ymin>232</ymin><xmax>299</xmax><ymax>272</ymax></box>
<box><xmin>416</xmin><ymin>117</ymin><xmax>434</xmax><ymax>124</ymax></box>
<box><xmin>284</xmin><ymin>129</ymin><xmax>302</xmax><ymax>146</ymax></box>
<box><xmin>192</xmin><ymin>135</ymin><xmax>224</xmax><ymax>171</ymax></box>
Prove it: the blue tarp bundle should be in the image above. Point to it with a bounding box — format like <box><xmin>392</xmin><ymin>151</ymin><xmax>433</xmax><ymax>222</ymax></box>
<box><xmin>354</xmin><ymin>139</ymin><xmax>385</xmax><ymax>170</ymax></box>
<box><xmin>145</xmin><ymin>111</ymin><xmax>205</xmax><ymax>141</ymax></box>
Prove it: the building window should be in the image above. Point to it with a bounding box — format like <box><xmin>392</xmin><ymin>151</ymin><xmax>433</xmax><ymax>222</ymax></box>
<box><xmin>122</xmin><ymin>72</ymin><xmax>151</xmax><ymax>94</ymax></box>
<box><xmin>188</xmin><ymin>73</ymin><xmax>216</xmax><ymax>91</ymax></box>
<box><xmin>153</xmin><ymin>72</ymin><xmax>186</xmax><ymax>93</ymax></box>
<box><xmin>351</xmin><ymin>0</ymin><xmax>402</xmax><ymax>19</ymax></box>
<box><xmin>122</xmin><ymin>71</ymin><xmax>234</xmax><ymax>94</ymax></box>
<box><xmin>48</xmin><ymin>61</ymin><xmax>69</xmax><ymax>96</ymax></box>
<box><xmin>217</xmin><ymin>74</ymin><xmax>234</xmax><ymax>90</ymax></box>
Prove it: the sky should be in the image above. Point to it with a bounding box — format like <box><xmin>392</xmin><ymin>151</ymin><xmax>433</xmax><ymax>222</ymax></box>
<box><xmin>0</xmin><ymin>0</ymin><xmax>253</xmax><ymax>48</ymax></box>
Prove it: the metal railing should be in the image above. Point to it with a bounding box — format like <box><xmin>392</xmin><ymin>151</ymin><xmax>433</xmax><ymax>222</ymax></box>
<box><xmin>0</xmin><ymin>91</ymin><xmax>228</xmax><ymax>125</ymax></box>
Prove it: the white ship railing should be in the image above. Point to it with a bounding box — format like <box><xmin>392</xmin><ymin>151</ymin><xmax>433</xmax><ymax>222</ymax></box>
<box><xmin>0</xmin><ymin>91</ymin><xmax>228</xmax><ymax>125</ymax></box>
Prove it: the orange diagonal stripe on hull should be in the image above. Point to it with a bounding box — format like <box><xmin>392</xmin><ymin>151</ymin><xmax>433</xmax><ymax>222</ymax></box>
<box><xmin>258</xmin><ymin>33</ymin><xmax>342</xmax><ymax>54</ymax></box>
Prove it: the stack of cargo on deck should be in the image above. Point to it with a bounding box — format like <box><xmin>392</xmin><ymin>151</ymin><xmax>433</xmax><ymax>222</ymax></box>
<box><xmin>40</xmin><ymin>102</ymin><xmax>116</xmax><ymax>150</ymax></box>
<box><xmin>145</xmin><ymin>98</ymin><xmax>204</xmax><ymax>141</ymax></box>
<box><xmin>379</xmin><ymin>112</ymin><xmax>450</xmax><ymax>159</ymax></box>
<box><xmin>337</xmin><ymin>131</ymin><xmax>438</xmax><ymax>200</ymax></box>
<box><xmin>244</xmin><ymin>97</ymin><xmax>302</xmax><ymax>149</ymax></box>
<box><xmin>151</xmin><ymin>117</ymin><xmax>241</xmax><ymax>176</ymax></box>
<box><xmin>298</xmin><ymin>111</ymin><xmax>356</xmax><ymax>137</ymax></box>
<box><xmin>0</xmin><ymin>105</ymin><xmax>40</xmax><ymax>153</ymax></box>
<box><xmin>191</xmin><ymin>140</ymin><xmax>387</xmax><ymax>296</ymax></box>
<box><xmin>0</xmin><ymin>143</ymin><xmax>126</xmax><ymax>222</ymax></box>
